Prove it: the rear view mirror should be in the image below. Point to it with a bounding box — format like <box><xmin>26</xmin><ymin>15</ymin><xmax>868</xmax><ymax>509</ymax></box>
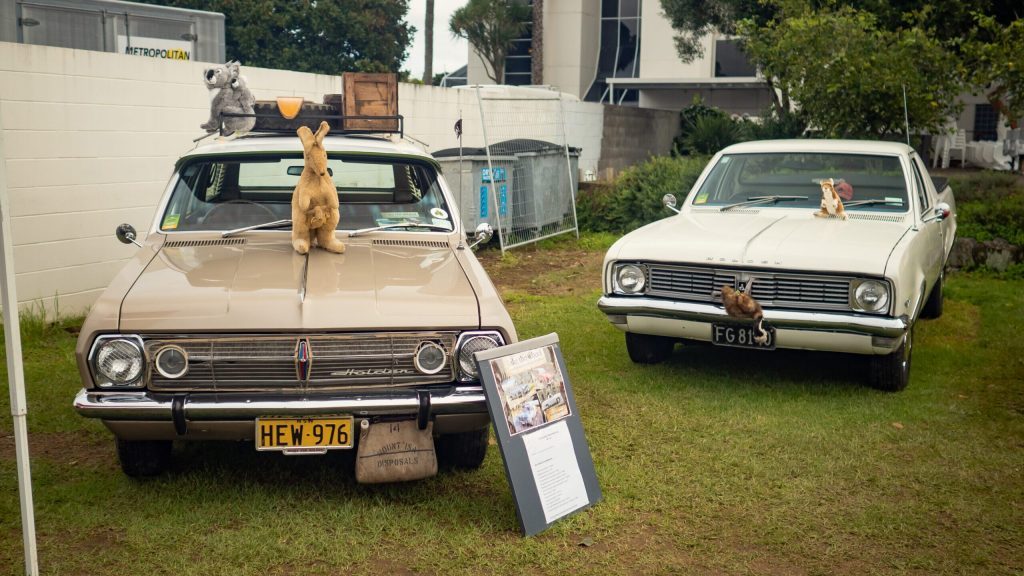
<box><xmin>287</xmin><ymin>166</ymin><xmax>332</xmax><ymax>176</ymax></box>
<box><xmin>115</xmin><ymin>223</ymin><xmax>142</xmax><ymax>247</ymax></box>
<box><xmin>469</xmin><ymin>223</ymin><xmax>494</xmax><ymax>249</ymax></box>
<box><xmin>663</xmin><ymin>194</ymin><xmax>680</xmax><ymax>214</ymax></box>
<box><xmin>924</xmin><ymin>202</ymin><xmax>951</xmax><ymax>223</ymax></box>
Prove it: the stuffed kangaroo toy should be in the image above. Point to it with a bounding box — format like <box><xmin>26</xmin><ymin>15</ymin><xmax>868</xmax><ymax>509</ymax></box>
<box><xmin>292</xmin><ymin>121</ymin><xmax>345</xmax><ymax>254</ymax></box>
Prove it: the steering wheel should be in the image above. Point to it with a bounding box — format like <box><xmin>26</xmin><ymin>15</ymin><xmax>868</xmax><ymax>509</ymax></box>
<box><xmin>203</xmin><ymin>199</ymin><xmax>277</xmax><ymax>225</ymax></box>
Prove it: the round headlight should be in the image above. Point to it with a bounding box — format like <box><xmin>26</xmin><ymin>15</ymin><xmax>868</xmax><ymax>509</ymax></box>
<box><xmin>615</xmin><ymin>264</ymin><xmax>646</xmax><ymax>294</ymax></box>
<box><xmin>94</xmin><ymin>338</ymin><xmax>144</xmax><ymax>385</ymax></box>
<box><xmin>854</xmin><ymin>280</ymin><xmax>890</xmax><ymax>312</ymax></box>
<box><xmin>413</xmin><ymin>341</ymin><xmax>447</xmax><ymax>375</ymax></box>
<box><xmin>155</xmin><ymin>345</ymin><xmax>189</xmax><ymax>379</ymax></box>
<box><xmin>458</xmin><ymin>335</ymin><xmax>501</xmax><ymax>380</ymax></box>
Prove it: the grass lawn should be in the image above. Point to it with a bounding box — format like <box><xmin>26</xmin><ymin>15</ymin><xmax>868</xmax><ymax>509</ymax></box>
<box><xmin>1</xmin><ymin>237</ymin><xmax>1022</xmax><ymax>575</ymax></box>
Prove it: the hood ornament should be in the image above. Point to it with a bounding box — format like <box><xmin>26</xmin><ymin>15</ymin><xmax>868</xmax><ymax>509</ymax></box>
<box><xmin>295</xmin><ymin>338</ymin><xmax>313</xmax><ymax>382</ymax></box>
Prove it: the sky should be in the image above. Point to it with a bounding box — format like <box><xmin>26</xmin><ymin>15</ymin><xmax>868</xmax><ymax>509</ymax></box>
<box><xmin>402</xmin><ymin>0</ymin><xmax>469</xmax><ymax>81</ymax></box>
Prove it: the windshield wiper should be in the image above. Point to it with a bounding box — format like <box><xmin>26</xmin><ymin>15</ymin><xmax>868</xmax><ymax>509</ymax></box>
<box><xmin>221</xmin><ymin>219</ymin><xmax>292</xmax><ymax>238</ymax></box>
<box><xmin>842</xmin><ymin>199</ymin><xmax>904</xmax><ymax>209</ymax></box>
<box><xmin>346</xmin><ymin>221</ymin><xmax>453</xmax><ymax>238</ymax></box>
<box><xmin>720</xmin><ymin>195</ymin><xmax>807</xmax><ymax>212</ymax></box>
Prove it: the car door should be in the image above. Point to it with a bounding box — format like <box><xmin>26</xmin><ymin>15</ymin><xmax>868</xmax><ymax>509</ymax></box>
<box><xmin>909</xmin><ymin>155</ymin><xmax>943</xmax><ymax>299</ymax></box>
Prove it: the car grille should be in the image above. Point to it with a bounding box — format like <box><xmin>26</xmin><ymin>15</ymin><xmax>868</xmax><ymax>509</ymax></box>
<box><xmin>144</xmin><ymin>332</ymin><xmax>458</xmax><ymax>392</ymax></box>
<box><xmin>646</xmin><ymin>264</ymin><xmax>852</xmax><ymax>311</ymax></box>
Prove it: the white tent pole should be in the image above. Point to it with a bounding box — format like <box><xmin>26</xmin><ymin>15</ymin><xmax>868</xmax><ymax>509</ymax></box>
<box><xmin>0</xmin><ymin>102</ymin><xmax>40</xmax><ymax>576</ymax></box>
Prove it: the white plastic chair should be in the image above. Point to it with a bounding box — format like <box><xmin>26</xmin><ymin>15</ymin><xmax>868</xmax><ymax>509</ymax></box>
<box><xmin>944</xmin><ymin>128</ymin><xmax>967</xmax><ymax>168</ymax></box>
<box><xmin>932</xmin><ymin>134</ymin><xmax>947</xmax><ymax>168</ymax></box>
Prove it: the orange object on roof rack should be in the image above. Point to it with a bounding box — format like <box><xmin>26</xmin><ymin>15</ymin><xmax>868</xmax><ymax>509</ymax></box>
<box><xmin>275</xmin><ymin>97</ymin><xmax>304</xmax><ymax>120</ymax></box>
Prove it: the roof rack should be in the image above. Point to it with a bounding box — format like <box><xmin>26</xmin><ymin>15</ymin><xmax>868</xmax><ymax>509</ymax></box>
<box><xmin>222</xmin><ymin>109</ymin><xmax>404</xmax><ymax>139</ymax></box>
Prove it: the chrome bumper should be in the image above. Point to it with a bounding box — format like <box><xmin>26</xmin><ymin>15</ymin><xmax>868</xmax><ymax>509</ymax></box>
<box><xmin>74</xmin><ymin>386</ymin><xmax>487</xmax><ymax>422</ymax></box>
<box><xmin>598</xmin><ymin>296</ymin><xmax>908</xmax><ymax>338</ymax></box>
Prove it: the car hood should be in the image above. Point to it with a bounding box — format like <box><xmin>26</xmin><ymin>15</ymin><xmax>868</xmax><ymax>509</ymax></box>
<box><xmin>613</xmin><ymin>209</ymin><xmax>912</xmax><ymax>275</ymax></box>
<box><xmin>119</xmin><ymin>236</ymin><xmax>480</xmax><ymax>331</ymax></box>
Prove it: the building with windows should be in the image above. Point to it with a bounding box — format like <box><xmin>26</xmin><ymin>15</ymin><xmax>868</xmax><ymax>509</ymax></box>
<box><xmin>466</xmin><ymin>0</ymin><xmax>772</xmax><ymax>115</ymax></box>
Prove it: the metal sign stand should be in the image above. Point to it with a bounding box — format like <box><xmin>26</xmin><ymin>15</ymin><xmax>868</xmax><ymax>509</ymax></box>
<box><xmin>0</xmin><ymin>102</ymin><xmax>40</xmax><ymax>576</ymax></box>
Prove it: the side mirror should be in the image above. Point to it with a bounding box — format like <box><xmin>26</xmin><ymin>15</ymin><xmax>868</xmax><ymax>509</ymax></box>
<box><xmin>662</xmin><ymin>194</ymin><xmax>680</xmax><ymax>214</ymax></box>
<box><xmin>469</xmin><ymin>223</ymin><xmax>494</xmax><ymax>249</ymax></box>
<box><xmin>115</xmin><ymin>223</ymin><xmax>142</xmax><ymax>247</ymax></box>
<box><xmin>924</xmin><ymin>202</ymin><xmax>951</xmax><ymax>223</ymax></box>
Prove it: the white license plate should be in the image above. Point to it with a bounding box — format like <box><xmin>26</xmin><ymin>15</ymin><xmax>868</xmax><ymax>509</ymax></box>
<box><xmin>711</xmin><ymin>323</ymin><xmax>775</xmax><ymax>350</ymax></box>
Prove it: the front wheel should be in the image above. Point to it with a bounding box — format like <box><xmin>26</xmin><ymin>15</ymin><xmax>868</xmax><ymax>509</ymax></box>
<box><xmin>436</xmin><ymin>428</ymin><xmax>489</xmax><ymax>470</ymax></box>
<box><xmin>868</xmin><ymin>328</ymin><xmax>913</xmax><ymax>392</ymax></box>
<box><xmin>116</xmin><ymin>439</ymin><xmax>172</xmax><ymax>477</ymax></box>
<box><xmin>625</xmin><ymin>332</ymin><xmax>675</xmax><ymax>364</ymax></box>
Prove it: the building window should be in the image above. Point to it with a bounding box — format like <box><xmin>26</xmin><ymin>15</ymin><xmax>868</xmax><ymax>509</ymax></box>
<box><xmin>973</xmin><ymin>104</ymin><xmax>998</xmax><ymax>142</ymax></box>
<box><xmin>585</xmin><ymin>0</ymin><xmax>642</xmax><ymax>104</ymax></box>
<box><xmin>714</xmin><ymin>39</ymin><xmax>756</xmax><ymax>78</ymax></box>
<box><xmin>503</xmin><ymin>1</ymin><xmax>533</xmax><ymax>86</ymax></box>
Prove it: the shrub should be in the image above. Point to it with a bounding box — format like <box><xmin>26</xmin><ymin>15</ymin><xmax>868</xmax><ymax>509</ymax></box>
<box><xmin>686</xmin><ymin>115</ymin><xmax>744</xmax><ymax>155</ymax></box>
<box><xmin>577</xmin><ymin>156</ymin><xmax>708</xmax><ymax>234</ymax></box>
<box><xmin>673</xmin><ymin>97</ymin><xmax>729</xmax><ymax>156</ymax></box>
<box><xmin>742</xmin><ymin>108</ymin><xmax>809</xmax><ymax>140</ymax></box>
<box><xmin>948</xmin><ymin>172</ymin><xmax>1024</xmax><ymax>247</ymax></box>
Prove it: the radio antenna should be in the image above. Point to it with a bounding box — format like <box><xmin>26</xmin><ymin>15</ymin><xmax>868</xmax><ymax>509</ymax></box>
<box><xmin>902</xmin><ymin>84</ymin><xmax>910</xmax><ymax>145</ymax></box>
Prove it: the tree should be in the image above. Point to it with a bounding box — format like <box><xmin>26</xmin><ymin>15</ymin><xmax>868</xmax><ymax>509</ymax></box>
<box><xmin>659</xmin><ymin>0</ymin><xmax>1016</xmax><ymax>62</ymax></box>
<box><xmin>659</xmin><ymin>0</ymin><xmax>775</xmax><ymax>62</ymax></box>
<box><xmin>450</xmin><ymin>0</ymin><xmax>530</xmax><ymax>84</ymax></box>
<box><xmin>423</xmin><ymin>0</ymin><xmax>434</xmax><ymax>84</ymax></box>
<box><xmin>964</xmin><ymin>15</ymin><xmax>1024</xmax><ymax>126</ymax></box>
<box><xmin>738</xmin><ymin>7</ymin><xmax>965</xmax><ymax>138</ymax></box>
<box><xmin>660</xmin><ymin>0</ymin><xmax>1021</xmax><ymax>135</ymax></box>
<box><xmin>142</xmin><ymin>0</ymin><xmax>413</xmax><ymax>76</ymax></box>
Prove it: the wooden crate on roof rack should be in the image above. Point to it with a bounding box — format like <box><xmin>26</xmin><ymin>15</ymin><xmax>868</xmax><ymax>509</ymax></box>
<box><xmin>339</xmin><ymin>72</ymin><xmax>398</xmax><ymax>132</ymax></box>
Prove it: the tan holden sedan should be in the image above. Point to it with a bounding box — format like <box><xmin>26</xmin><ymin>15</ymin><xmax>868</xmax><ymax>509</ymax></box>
<box><xmin>73</xmin><ymin>133</ymin><xmax>516</xmax><ymax>477</ymax></box>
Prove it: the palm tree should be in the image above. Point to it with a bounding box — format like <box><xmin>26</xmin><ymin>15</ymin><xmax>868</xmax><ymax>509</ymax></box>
<box><xmin>450</xmin><ymin>0</ymin><xmax>530</xmax><ymax>84</ymax></box>
<box><xmin>422</xmin><ymin>0</ymin><xmax>434</xmax><ymax>84</ymax></box>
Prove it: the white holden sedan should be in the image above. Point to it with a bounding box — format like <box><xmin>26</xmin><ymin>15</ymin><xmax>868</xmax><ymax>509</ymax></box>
<box><xmin>598</xmin><ymin>140</ymin><xmax>956</xmax><ymax>391</ymax></box>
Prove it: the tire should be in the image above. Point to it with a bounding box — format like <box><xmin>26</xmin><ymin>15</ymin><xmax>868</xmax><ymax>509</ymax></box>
<box><xmin>436</xmin><ymin>428</ymin><xmax>489</xmax><ymax>470</ymax></box>
<box><xmin>869</xmin><ymin>328</ymin><xmax>913</xmax><ymax>392</ymax></box>
<box><xmin>116</xmin><ymin>439</ymin><xmax>172</xmax><ymax>477</ymax></box>
<box><xmin>920</xmin><ymin>273</ymin><xmax>944</xmax><ymax>319</ymax></box>
<box><xmin>625</xmin><ymin>332</ymin><xmax>675</xmax><ymax>364</ymax></box>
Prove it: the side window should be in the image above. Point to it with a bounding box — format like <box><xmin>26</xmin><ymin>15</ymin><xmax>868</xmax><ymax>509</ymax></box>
<box><xmin>910</xmin><ymin>158</ymin><xmax>929</xmax><ymax>214</ymax></box>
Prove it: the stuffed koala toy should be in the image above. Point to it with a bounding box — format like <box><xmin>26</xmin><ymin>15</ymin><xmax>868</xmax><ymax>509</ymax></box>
<box><xmin>292</xmin><ymin>121</ymin><xmax>345</xmax><ymax>254</ymax></box>
<box><xmin>200</xmin><ymin>61</ymin><xmax>256</xmax><ymax>136</ymax></box>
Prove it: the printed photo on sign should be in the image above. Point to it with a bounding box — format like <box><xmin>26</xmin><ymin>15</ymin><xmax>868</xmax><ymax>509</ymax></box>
<box><xmin>488</xmin><ymin>345</ymin><xmax>571</xmax><ymax>436</ymax></box>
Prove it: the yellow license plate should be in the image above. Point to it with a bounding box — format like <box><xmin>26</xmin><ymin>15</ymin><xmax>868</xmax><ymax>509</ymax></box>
<box><xmin>256</xmin><ymin>417</ymin><xmax>354</xmax><ymax>451</ymax></box>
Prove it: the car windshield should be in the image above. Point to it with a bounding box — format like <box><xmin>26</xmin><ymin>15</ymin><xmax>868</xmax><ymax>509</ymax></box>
<box><xmin>160</xmin><ymin>154</ymin><xmax>455</xmax><ymax>232</ymax></box>
<box><xmin>691</xmin><ymin>152</ymin><xmax>909</xmax><ymax>212</ymax></box>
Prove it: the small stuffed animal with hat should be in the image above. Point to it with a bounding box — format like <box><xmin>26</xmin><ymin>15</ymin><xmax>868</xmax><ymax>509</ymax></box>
<box><xmin>814</xmin><ymin>177</ymin><xmax>848</xmax><ymax>220</ymax></box>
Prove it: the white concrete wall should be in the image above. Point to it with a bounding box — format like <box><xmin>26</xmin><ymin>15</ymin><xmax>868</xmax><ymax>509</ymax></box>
<box><xmin>639</xmin><ymin>0</ymin><xmax>715</xmax><ymax>79</ymax></box>
<box><xmin>0</xmin><ymin>41</ymin><xmax>604</xmax><ymax>316</ymax></box>
<box><xmin>542</xmin><ymin>0</ymin><xmax>600</xmax><ymax>100</ymax></box>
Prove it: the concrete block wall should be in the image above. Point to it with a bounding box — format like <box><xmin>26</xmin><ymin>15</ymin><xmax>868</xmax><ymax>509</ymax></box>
<box><xmin>0</xmin><ymin>41</ymin><xmax>608</xmax><ymax>316</ymax></box>
<box><xmin>598</xmin><ymin>104</ymin><xmax>681</xmax><ymax>175</ymax></box>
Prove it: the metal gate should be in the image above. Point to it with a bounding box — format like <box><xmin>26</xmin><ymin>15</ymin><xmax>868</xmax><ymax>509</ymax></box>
<box><xmin>475</xmin><ymin>87</ymin><xmax>579</xmax><ymax>252</ymax></box>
